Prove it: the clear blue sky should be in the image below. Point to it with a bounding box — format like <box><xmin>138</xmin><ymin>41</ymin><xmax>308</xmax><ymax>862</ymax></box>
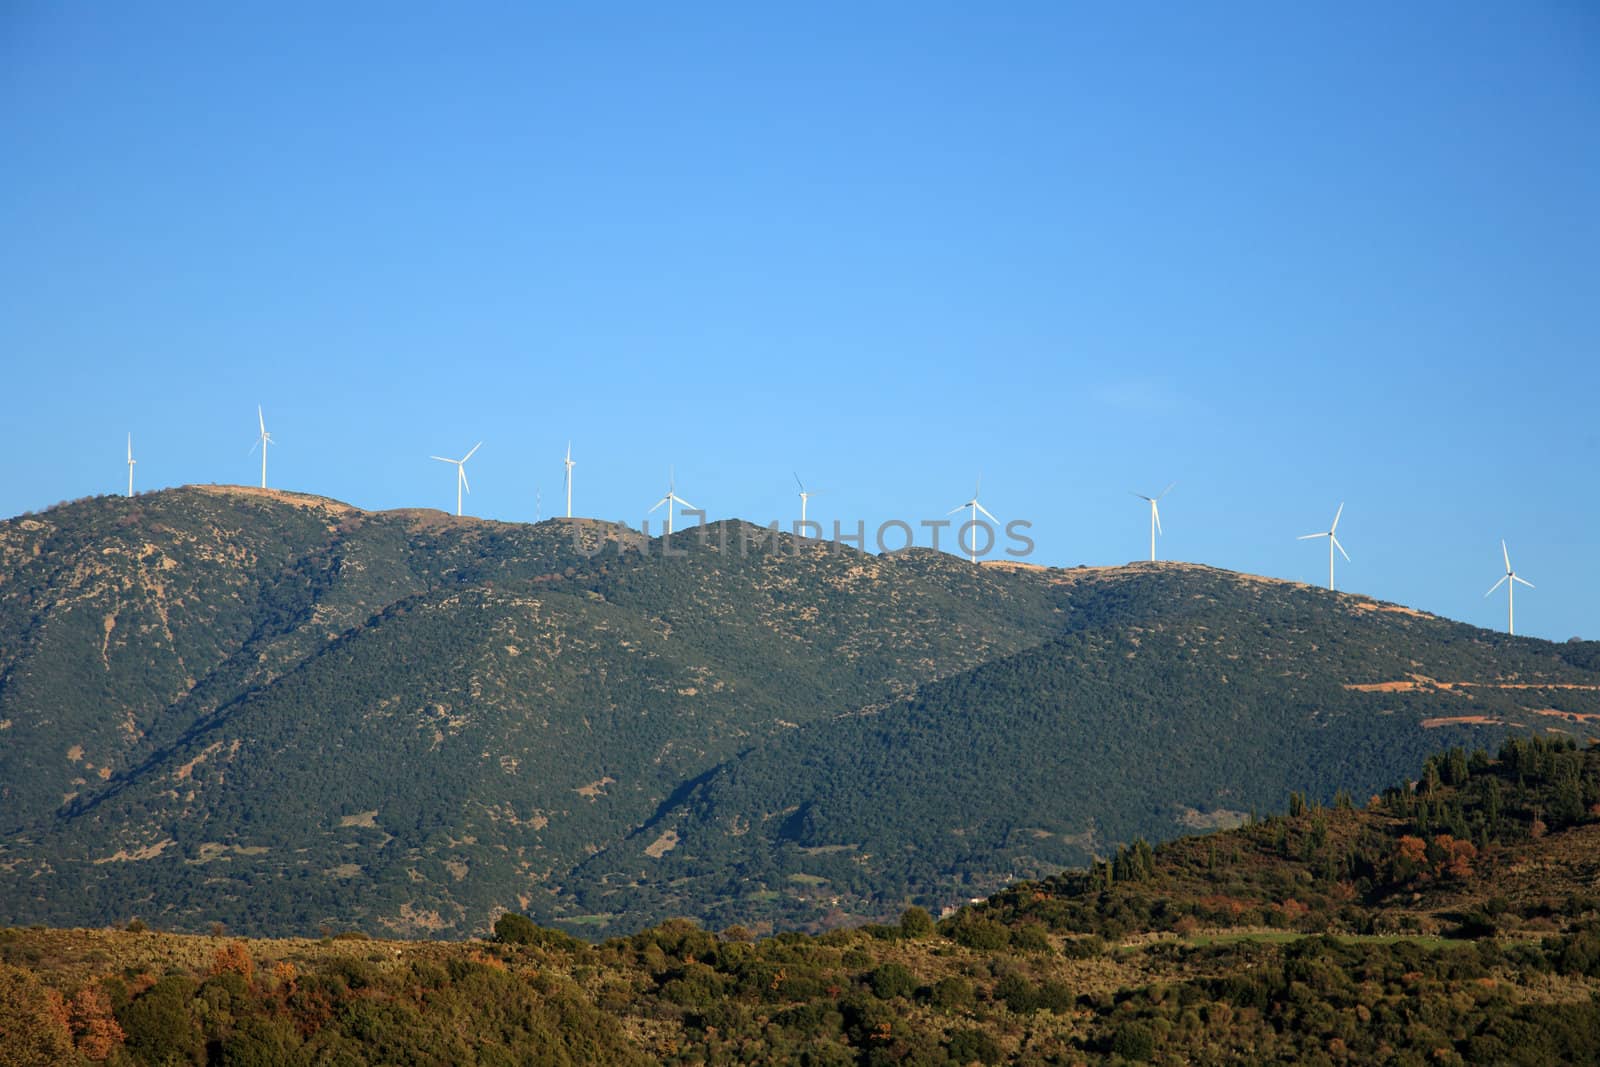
<box><xmin>2</xmin><ymin>3</ymin><xmax>1596</xmax><ymax>640</ymax></box>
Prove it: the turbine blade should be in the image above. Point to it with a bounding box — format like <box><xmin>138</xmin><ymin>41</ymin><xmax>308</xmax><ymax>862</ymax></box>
<box><xmin>1484</xmin><ymin>575</ymin><xmax>1509</xmax><ymax>597</ymax></box>
<box><xmin>1331</xmin><ymin>502</ymin><xmax>1344</xmax><ymax>532</ymax></box>
<box><xmin>1332</xmin><ymin>535</ymin><xmax>1350</xmax><ymax>562</ymax></box>
<box><xmin>1131</xmin><ymin>491</ymin><xmax>1152</xmax><ymax>501</ymax></box>
<box><xmin>1159</xmin><ymin>482</ymin><xmax>1176</xmax><ymax>499</ymax></box>
<box><xmin>794</xmin><ymin>471</ymin><xmax>805</xmax><ymax>492</ymax></box>
<box><xmin>1513</xmin><ymin>575</ymin><xmax>1535</xmax><ymax>588</ymax></box>
<box><xmin>1502</xmin><ymin>539</ymin><xmax>1511</xmax><ymax>573</ymax></box>
<box><xmin>258</xmin><ymin>406</ymin><xmax>265</xmax><ymax>434</ymax></box>
<box><xmin>1297</xmin><ymin>532</ymin><xmax>1326</xmax><ymax>541</ymax></box>
<box><xmin>1153</xmin><ymin>502</ymin><xmax>1163</xmax><ymax>535</ymax></box>
<box><xmin>430</xmin><ymin>456</ymin><xmax>454</xmax><ymax>463</ymax></box>
<box><xmin>674</xmin><ymin>496</ymin><xmax>698</xmax><ymax>512</ymax></box>
<box><xmin>462</xmin><ymin>441</ymin><xmax>482</xmax><ymax>462</ymax></box>
<box><xmin>975</xmin><ymin>502</ymin><xmax>998</xmax><ymax>522</ymax></box>
<box><xmin>946</xmin><ymin>504</ymin><xmax>966</xmax><ymax>516</ymax></box>
<box><xmin>459</xmin><ymin>467</ymin><xmax>471</xmax><ymax>494</ymax></box>
<box><xmin>649</xmin><ymin>496</ymin><xmax>669</xmax><ymax>512</ymax></box>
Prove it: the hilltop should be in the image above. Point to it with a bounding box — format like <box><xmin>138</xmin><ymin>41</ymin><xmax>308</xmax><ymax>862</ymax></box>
<box><xmin>1</xmin><ymin>487</ymin><xmax>1598</xmax><ymax>939</ymax></box>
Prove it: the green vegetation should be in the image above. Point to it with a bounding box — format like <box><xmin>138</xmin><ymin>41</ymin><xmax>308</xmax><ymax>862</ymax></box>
<box><xmin>2</xmin><ymin>488</ymin><xmax>1598</xmax><ymax>939</ymax></box>
<box><xmin>8</xmin><ymin>744</ymin><xmax>1600</xmax><ymax>1064</ymax></box>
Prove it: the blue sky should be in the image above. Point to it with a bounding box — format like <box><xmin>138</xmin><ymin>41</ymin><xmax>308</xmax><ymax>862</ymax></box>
<box><xmin>2</xmin><ymin>3</ymin><xmax>1596</xmax><ymax>640</ymax></box>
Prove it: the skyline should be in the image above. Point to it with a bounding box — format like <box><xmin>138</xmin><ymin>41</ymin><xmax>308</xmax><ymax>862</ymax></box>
<box><xmin>2</xmin><ymin>3</ymin><xmax>1596</xmax><ymax>640</ymax></box>
<box><xmin>12</xmin><ymin>407</ymin><xmax>1580</xmax><ymax>643</ymax></box>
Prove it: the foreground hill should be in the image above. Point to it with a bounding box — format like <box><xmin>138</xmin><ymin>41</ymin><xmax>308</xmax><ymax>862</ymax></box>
<box><xmin>7</xmin><ymin>740</ymin><xmax>1600</xmax><ymax>1065</ymax></box>
<box><xmin>1</xmin><ymin>488</ymin><xmax>1597</xmax><ymax>938</ymax></box>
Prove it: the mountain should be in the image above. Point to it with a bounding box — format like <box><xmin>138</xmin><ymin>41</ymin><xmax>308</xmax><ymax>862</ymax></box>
<box><xmin>8</xmin><ymin>739</ymin><xmax>1600</xmax><ymax>1066</ymax></box>
<box><xmin>1</xmin><ymin>487</ymin><xmax>1597</xmax><ymax>938</ymax></box>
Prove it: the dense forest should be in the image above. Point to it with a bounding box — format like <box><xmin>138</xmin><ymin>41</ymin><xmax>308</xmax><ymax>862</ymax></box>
<box><xmin>7</xmin><ymin>738</ymin><xmax>1600</xmax><ymax>1065</ymax></box>
<box><xmin>2</xmin><ymin>487</ymin><xmax>1598</xmax><ymax>938</ymax></box>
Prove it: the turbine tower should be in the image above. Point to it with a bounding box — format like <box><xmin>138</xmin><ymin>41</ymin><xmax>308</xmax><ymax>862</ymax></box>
<box><xmin>248</xmin><ymin>406</ymin><xmax>274</xmax><ymax>489</ymax></box>
<box><xmin>1298</xmin><ymin>502</ymin><xmax>1350</xmax><ymax>590</ymax></box>
<box><xmin>947</xmin><ymin>477</ymin><xmax>998</xmax><ymax>564</ymax></box>
<box><xmin>563</xmin><ymin>442</ymin><xmax>575</xmax><ymax>519</ymax></box>
<box><xmin>1484</xmin><ymin>539</ymin><xmax>1534</xmax><ymax>635</ymax></box>
<box><xmin>648</xmin><ymin>467</ymin><xmax>696</xmax><ymax>535</ymax></box>
<box><xmin>1131</xmin><ymin>483</ymin><xmax>1175</xmax><ymax>561</ymax></box>
<box><xmin>430</xmin><ymin>442</ymin><xmax>482</xmax><ymax>517</ymax></box>
<box><xmin>794</xmin><ymin>473</ymin><xmax>823</xmax><ymax>531</ymax></box>
<box><xmin>126</xmin><ymin>433</ymin><xmax>136</xmax><ymax>497</ymax></box>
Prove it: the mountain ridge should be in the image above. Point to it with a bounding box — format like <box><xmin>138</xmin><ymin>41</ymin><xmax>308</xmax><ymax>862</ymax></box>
<box><xmin>2</xmin><ymin>487</ymin><xmax>1596</xmax><ymax>938</ymax></box>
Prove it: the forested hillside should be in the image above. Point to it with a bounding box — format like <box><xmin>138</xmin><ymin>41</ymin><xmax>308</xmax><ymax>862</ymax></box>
<box><xmin>8</xmin><ymin>739</ymin><xmax>1600</xmax><ymax>1065</ymax></box>
<box><xmin>2</xmin><ymin>488</ymin><xmax>1597</xmax><ymax>938</ymax></box>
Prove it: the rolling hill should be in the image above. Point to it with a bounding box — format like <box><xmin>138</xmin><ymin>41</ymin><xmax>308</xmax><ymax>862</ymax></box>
<box><xmin>8</xmin><ymin>738</ymin><xmax>1600</xmax><ymax>1066</ymax></box>
<box><xmin>1</xmin><ymin>487</ymin><xmax>1597</xmax><ymax>938</ymax></box>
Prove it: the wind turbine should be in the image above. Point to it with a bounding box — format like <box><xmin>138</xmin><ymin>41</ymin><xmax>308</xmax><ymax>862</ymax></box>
<box><xmin>947</xmin><ymin>477</ymin><xmax>998</xmax><ymax>564</ymax></box>
<box><xmin>126</xmin><ymin>433</ymin><xmax>136</xmax><ymax>497</ymax></box>
<box><xmin>1484</xmin><ymin>539</ymin><xmax>1534</xmax><ymax>635</ymax></box>
<box><xmin>1131</xmin><ymin>483</ymin><xmax>1175</xmax><ymax>561</ymax></box>
<box><xmin>248</xmin><ymin>406</ymin><xmax>273</xmax><ymax>488</ymax></box>
<box><xmin>1298</xmin><ymin>502</ymin><xmax>1350</xmax><ymax>590</ymax></box>
<box><xmin>648</xmin><ymin>467</ymin><xmax>696</xmax><ymax>535</ymax></box>
<box><xmin>563</xmin><ymin>442</ymin><xmax>575</xmax><ymax>519</ymax></box>
<box><xmin>430</xmin><ymin>442</ymin><xmax>482</xmax><ymax>516</ymax></box>
<box><xmin>794</xmin><ymin>473</ymin><xmax>823</xmax><ymax>532</ymax></box>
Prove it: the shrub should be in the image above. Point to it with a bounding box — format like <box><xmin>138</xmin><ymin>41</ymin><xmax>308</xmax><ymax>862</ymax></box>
<box><xmin>868</xmin><ymin>963</ymin><xmax>916</xmax><ymax>1000</ymax></box>
<box><xmin>1111</xmin><ymin>1021</ymin><xmax>1157</xmax><ymax>1062</ymax></box>
<box><xmin>945</xmin><ymin>916</ymin><xmax>1010</xmax><ymax>951</ymax></box>
<box><xmin>930</xmin><ymin>975</ymin><xmax>974</xmax><ymax>1011</ymax></box>
<box><xmin>947</xmin><ymin>1027</ymin><xmax>1003</xmax><ymax>1065</ymax></box>
<box><xmin>493</xmin><ymin>912</ymin><xmax>542</xmax><ymax>946</ymax></box>
<box><xmin>899</xmin><ymin>906</ymin><xmax>935</xmax><ymax>940</ymax></box>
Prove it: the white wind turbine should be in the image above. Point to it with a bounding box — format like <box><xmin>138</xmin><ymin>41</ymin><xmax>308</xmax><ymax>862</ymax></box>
<box><xmin>1131</xmin><ymin>483</ymin><xmax>1175</xmax><ymax>561</ymax></box>
<box><xmin>563</xmin><ymin>442</ymin><xmax>575</xmax><ymax>519</ymax></box>
<box><xmin>1484</xmin><ymin>539</ymin><xmax>1534</xmax><ymax>635</ymax></box>
<box><xmin>649</xmin><ymin>467</ymin><xmax>697</xmax><ymax>535</ymax></box>
<box><xmin>248</xmin><ymin>406</ymin><xmax>274</xmax><ymax>488</ymax></box>
<box><xmin>126</xmin><ymin>433</ymin><xmax>136</xmax><ymax>497</ymax></box>
<box><xmin>430</xmin><ymin>442</ymin><xmax>482</xmax><ymax>516</ymax></box>
<box><xmin>1298</xmin><ymin>502</ymin><xmax>1350</xmax><ymax>590</ymax></box>
<box><xmin>947</xmin><ymin>477</ymin><xmax>998</xmax><ymax>564</ymax></box>
<box><xmin>794</xmin><ymin>472</ymin><xmax>824</xmax><ymax>532</ymax></box>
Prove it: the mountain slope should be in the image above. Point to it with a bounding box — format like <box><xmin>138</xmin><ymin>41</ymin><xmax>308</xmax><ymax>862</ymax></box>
<box><xmin>9</xmin><ymin>741</ymin><xmax>1600</xmax><ymax>1067</ymax></box>
<box><xmin>569</xmin><ymin>563</ymin><xmax>1600</xmax><ymax>930</ymax></box>
<box><xmin>0</xmin><ymin>489</ymin><xmax>1072</xmax><ymax>935</ymax></box>
<box><xmin>1</xmin><ymin>488</ymin><xmax>1596</xmax><ymax>938</ymax></box>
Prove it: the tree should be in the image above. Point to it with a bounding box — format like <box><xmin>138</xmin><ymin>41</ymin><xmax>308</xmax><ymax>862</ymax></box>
<box><xmin>67</xmin><ymin>985</ymin><xmax>124</xmax><ymax>1061</ymax></box>
<box><xmin>493</xmin><ymin>911</ymin><xmax>542</xmax><ymax>945</ymax></box>
<box><xmin>0</xmin><ymin>964</ymin><xmax>80</xmax><ymax>1067</ymax></box>
<box><xmin>898</xmin><ymin>906</ymin><xmax>934</xmax><ymax>940</ymax></box>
